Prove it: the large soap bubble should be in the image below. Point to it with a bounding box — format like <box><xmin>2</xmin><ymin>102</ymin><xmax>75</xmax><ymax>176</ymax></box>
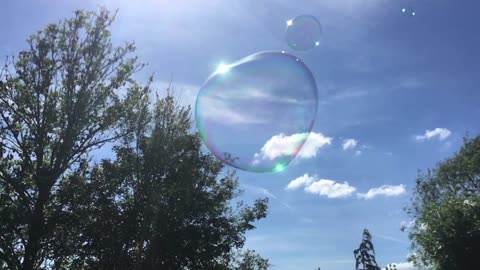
<box><xmin>286</xmin><ymin>15</ymin><xmax>322</xmax><ymax>52</ymax></box>
<box><xmin>195</xmin><ymin>51</ymin><xmax>318</xmax><ymax>173</ymax></box>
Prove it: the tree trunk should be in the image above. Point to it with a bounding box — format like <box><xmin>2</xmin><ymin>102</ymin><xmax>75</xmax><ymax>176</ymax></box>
<box><xmin>22</xmin><ymin>185</ymin><xmax>50</xmax><ymax>270</ymax></box>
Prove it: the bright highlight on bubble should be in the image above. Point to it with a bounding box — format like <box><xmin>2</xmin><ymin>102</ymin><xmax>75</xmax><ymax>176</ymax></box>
<box><xmin>286</xmin><ymin>15</ymin><xmax>322</xmax><ymax>52</ymax></box>
<box><xmin>402</xmin><ymin>6</ymin><xmax>416</xmax><ymax>17</ymax></box>
<box><xmin>195</xmin><ymin>51</ymin><xmax>319</xmax><ymax>173</ymax></box>
<box><xmin>216</xmin><ymin>63</ymin><xmax>230</xmax><ymax>74</ymax></box>
<box><xmin>275</xmin><ymin>164</ymin><xmax>285</xmax><ymax>172</ymax></box>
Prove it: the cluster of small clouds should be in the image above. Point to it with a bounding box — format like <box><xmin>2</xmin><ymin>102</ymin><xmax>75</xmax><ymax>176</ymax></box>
<box><xmin>254</xmin><ymin>126</ymin><xmax>452</xmax><ymax>165</ymax></box>
<box><xmin>253</xmin><ymin>133</ymin><xmax>371</xmax><ymax>166</ymax></box>
<box><xmin>341</xmin><ymin>138</ymin><xmax>367</xmax><ymax>156</ymax></box>
<box><xmin>153</xmin><ymin>83</ymin><xmax>452</xmax><ymax>163</ymax></box>
<box><xmin>285</xmin><ymin>173</ymin><xmax>406</xmax><ymax>199</ymax></box>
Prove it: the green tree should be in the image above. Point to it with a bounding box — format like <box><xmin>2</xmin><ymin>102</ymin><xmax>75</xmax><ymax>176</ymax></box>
<box><xmin>47</xmin><ymin>92</ymin><xmax>269</xmax><ymax>270</ymax></box>
<box><xmin>0</xmin><ymin>8</ymin><xmax>156</xmax><ymax>270</ymax></box>
<box><xmin>404</xmin><ymin>136</ymin><xmax>480</xmax><ymax>270</ymax></box>
<box><xmin>230</xmin><ymin>250</ymin><xmax>271</xmax><ymax>270</ymax></box>
<box><xmin>1</xmin><ymin>8</ymin><xmax>270</xmax><ymax>270</ymax></box>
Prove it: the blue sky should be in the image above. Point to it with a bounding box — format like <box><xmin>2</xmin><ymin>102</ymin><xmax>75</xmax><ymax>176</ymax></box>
<box><xmin>2</xmin><ymin>0</ymin><xmax>480</xmax><ymax>269</ymax></box>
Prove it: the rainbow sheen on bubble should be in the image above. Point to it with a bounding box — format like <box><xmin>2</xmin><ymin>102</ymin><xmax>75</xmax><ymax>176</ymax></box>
<box><xmin>195</xmin><ymin>51</ymin><xmax>318</xmax><ymax>173</ymax></box>
<box><xmin>286</xmin><ymin>15</ymin><xmax>322</xmax><ymax>52</ymax></box>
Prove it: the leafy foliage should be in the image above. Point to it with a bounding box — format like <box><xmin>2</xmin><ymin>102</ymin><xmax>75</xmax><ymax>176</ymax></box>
<box><xmin>0</xmin><ymin>8</ymin><xmax>270</xmax><ymax>270</ymax></box>
<box><xmin>229</xmin><ymin>250</ymin><xmax>271</xmax><ymax>270</ymax></box>
<box><xmin>405</xmin><ymin>136</ymin><xmax>480</xmax><ymax>270</ymax></box>
<box><xmin>46</xmin><ymin>94</ymin><xmax>269</xmax><ymax>270</ymax></box>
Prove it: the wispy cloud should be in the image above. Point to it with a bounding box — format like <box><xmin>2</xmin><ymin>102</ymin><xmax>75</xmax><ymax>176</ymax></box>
<box><xmin>253</xmin><ymin>132</ymin><xmax>332</xmax><ymax>162</ymax></box>
<box><xmin>212</xmin><ymin>86</ymin><xmax>306</xmax><ymax>105</ymax></box>
<box><xmin>198</xmin><ymin>96</ymin><xmax>267</xmax><ymax>125</ymax></box>
<box><xmin>326</xmin><ymin>89</ymin><xmax>369</xmax><ymax>102</ymax></box>
<box><xmin>415</xmin><ymin>128</ymin><xmax>451</xmax><ymax>141</ymax></box>
<box><xmin>241</xmin><ymin>184</ymin><xmax>277</xmax><ymax>199</ymax></box>
<box><xmin>342</xmin><ymin>138</ymin><xmax>358</xmax><ymax>150</ymax></box>
<box><xmin>151</xmin><ymin>80</ymin><xmax>199</xmax><ymax>109</ymax></box>
<box><xmin>300</xmin><ymin>217</ymin><xmax>314</xmax><ymax>224</ymax></box>
<box><xmin>374</xmin><ymin>233</ymin><xmax>408</xmax><ymax>244</ymax></box>
<box><xmin>285</xmin><ymin>173</ymin><xmax>315</xmax><ymax>190</ymax></box>
<box><xmin>357</xmin><ymin>184</ymin><xmax>406</xmax><ymax>199</ymax></box>
<box><xmin>282</xmin><ymin>202</ymin><xmax>293</xmax><ymax>209</ymax></box>
<box><xmin>152</xmin><ymin>80</ymin><xmax>268</xmax><ymax>125</ymax></box>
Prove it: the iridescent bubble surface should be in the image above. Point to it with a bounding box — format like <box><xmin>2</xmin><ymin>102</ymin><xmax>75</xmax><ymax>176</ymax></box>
<box><xmin>195</xmin><ymin>51</ymin><xmax>318</xmax><ymax>173</ymax></box>
<box><xmin>286</xmin><ymin>15</ymin><xmax>322</xmax><ymax>52</ymax></box>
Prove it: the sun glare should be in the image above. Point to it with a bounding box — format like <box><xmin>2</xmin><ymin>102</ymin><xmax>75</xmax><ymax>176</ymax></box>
<box><xmin>216</xmin><ymin>63</ymin><xmax>230</xmax><ymax>74</ymax></box>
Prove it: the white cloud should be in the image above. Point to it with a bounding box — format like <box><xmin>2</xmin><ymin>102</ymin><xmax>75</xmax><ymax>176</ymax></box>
<box><xmin>389</xmin><ymin>262</ymin><xmax>416</xmax><ymax>270</ymax></box>
<box><xmin>415</xmin><ymin>128</ymin><xmax>451</xmax><ymax>141</ymax></box>
<box><xmin>342</xmin><ymin>138</ymin><xmax>358</xmax><ymax>150</ymax></box>
<box><xmin>297</xmin><ymin>132</ymin><xmax>334</xmax><ymax>158</ymax></box>
<box><xmin>305</xmin><ymin>179</ymin><xmax>356</xmax><ymax>198</ymax></box>
<box><xmin>255</xmin><ymin>132</ymin><xmax>332</xmax><ymax>162</ymax></box>
<box><xmin>285</xmin><ymin>173</ymin><xmax>315</xmax><ymax>190</ymax></box>
<box><xmin>355</xmin><ymin>150</ymin><xmax>362</xmax><ymax>156</ymax></box>
<box><xmin>285</xmin><ymin>174</ymin><xmax>356</xmax><ymax>199</ymax></box>
<box><xmin>357</xmin><ymin>184</ymin><xmax>406</xmax><ymax>199</ymax></box>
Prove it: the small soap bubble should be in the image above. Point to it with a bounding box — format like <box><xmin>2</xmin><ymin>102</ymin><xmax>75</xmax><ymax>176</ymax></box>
<box><xmin>286</xmin><ymin>15</ymin><xmax>322</xmax><ymax>52</ymax></box>
<box><xmin>402</xmin><ymin>6</ymin><xmax>416</xmax><ymax>17</ymax></box>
